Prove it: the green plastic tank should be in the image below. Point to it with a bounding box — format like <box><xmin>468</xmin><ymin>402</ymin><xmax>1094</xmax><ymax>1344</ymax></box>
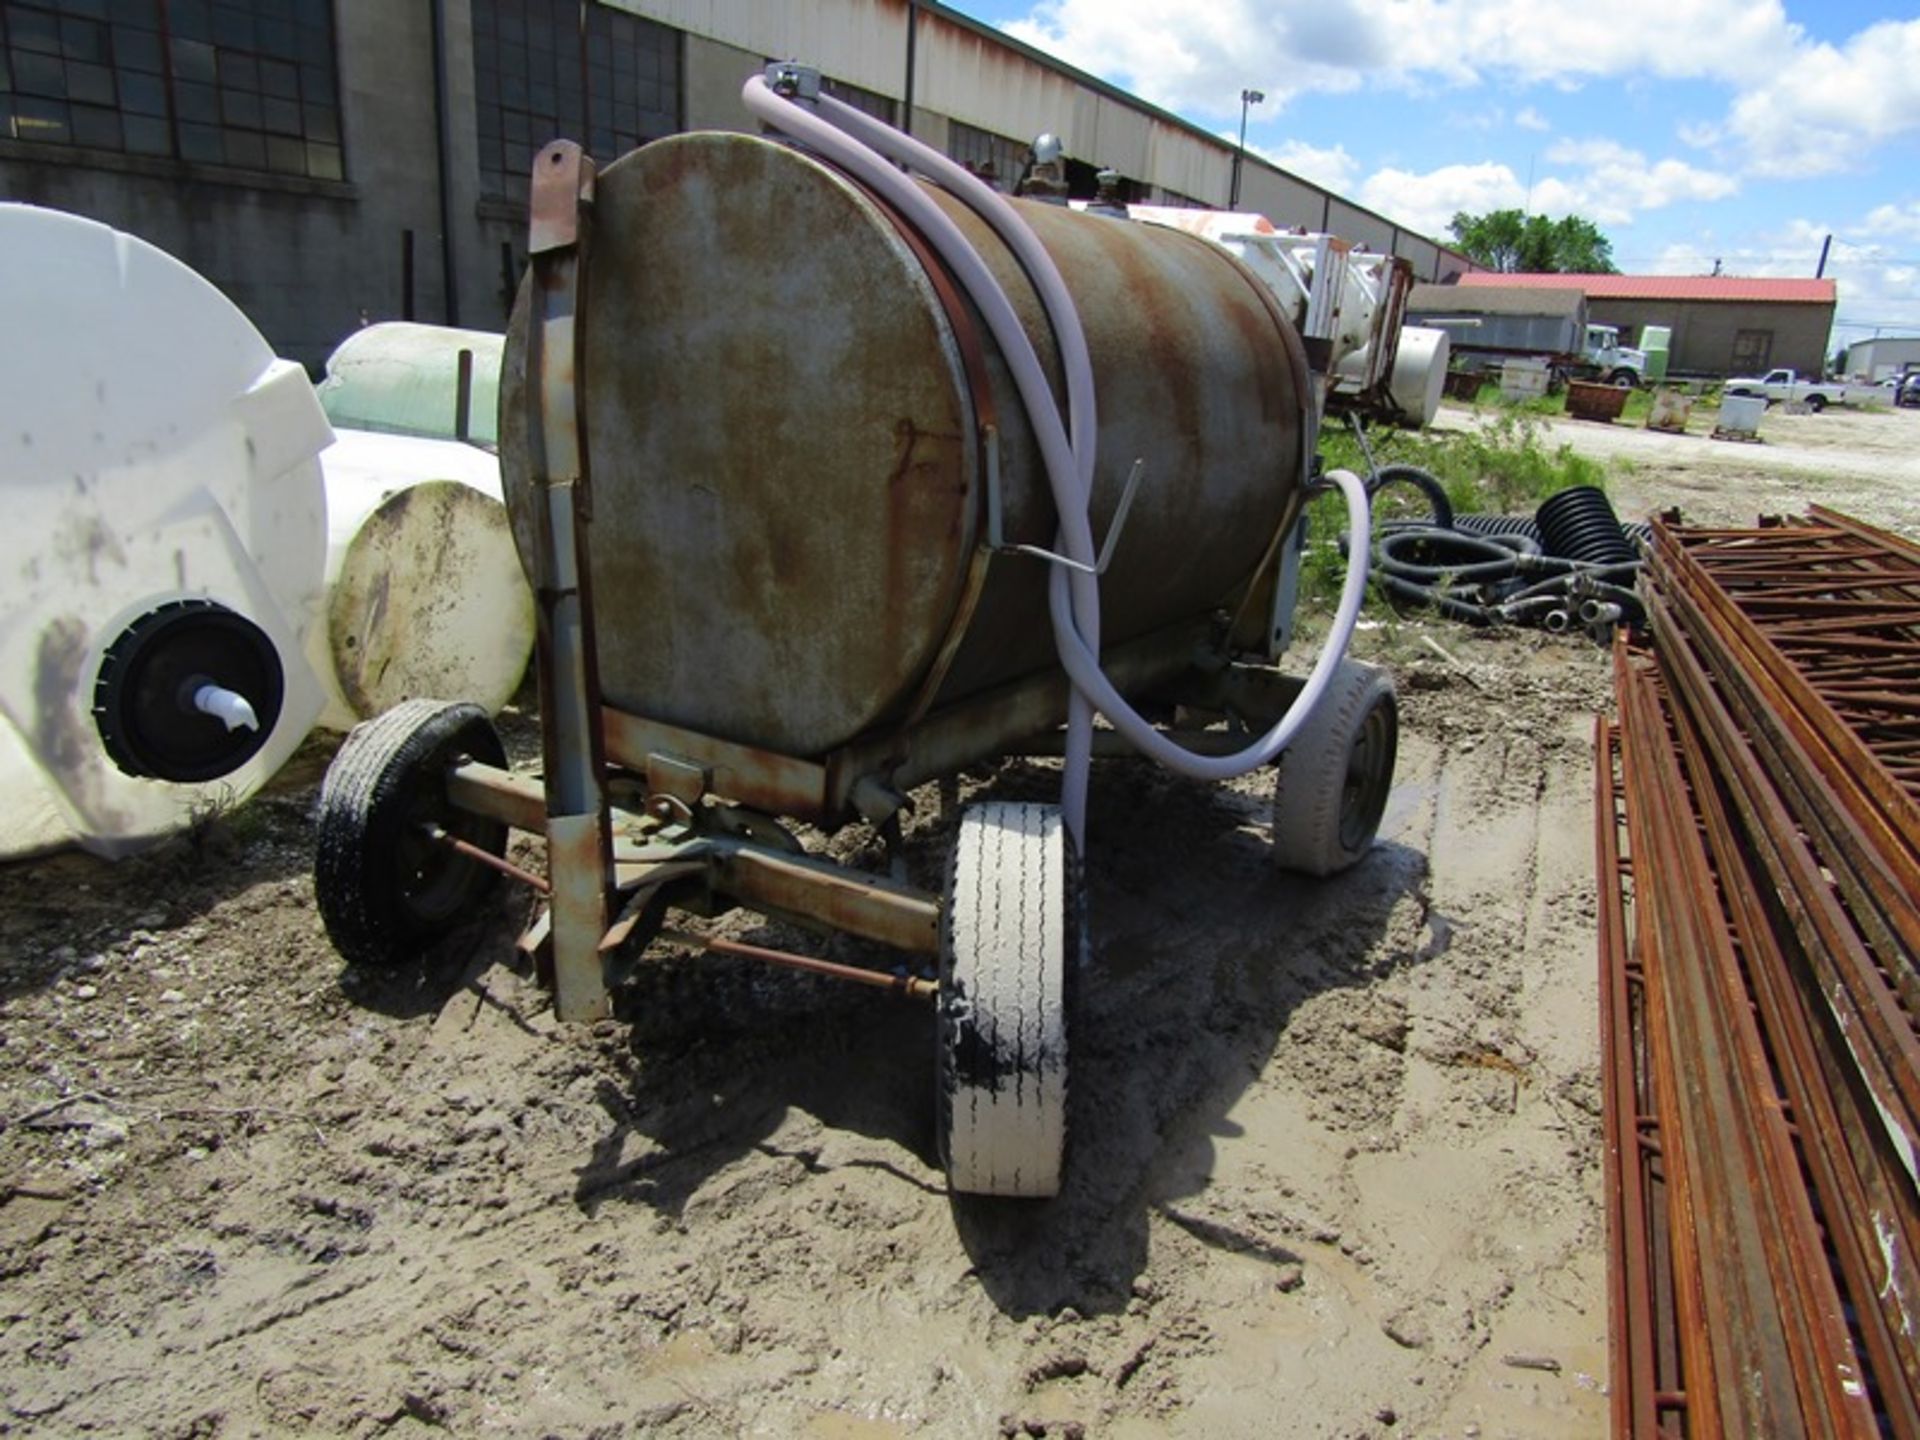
<box><xmin>317</xmin><ymin>322</ymin><xmax>504</xmax><ymax>447</ymax></box>
<box><xmin>1640</xmin><ymin>326</ymin><xmax>1672</xmax><ymax>383</ymax></box>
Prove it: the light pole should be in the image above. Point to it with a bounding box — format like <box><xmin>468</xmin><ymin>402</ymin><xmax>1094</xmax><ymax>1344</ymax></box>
<box><xmin>1230</xmin><ymin>88</ymin><xmax>1264</xmax><ymax>210</ymax></box>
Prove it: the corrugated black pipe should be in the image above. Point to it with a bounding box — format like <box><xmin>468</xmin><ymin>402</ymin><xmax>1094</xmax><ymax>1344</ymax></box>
<box><xmin>1536</xmin><ymin>486</ymin><xmax>1637</xmax><ymax>566</ymax></box>
<box><xmin>1454</xmin><ymin>513</ymin><xmax>1543</xmax><ymax>546</ymax></box>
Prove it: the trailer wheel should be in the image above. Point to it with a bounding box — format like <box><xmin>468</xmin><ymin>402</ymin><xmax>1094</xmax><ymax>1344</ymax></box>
<box><xmin>315</xmin><ymin>698</ymin><xmax>509</xmax><ymax>968</ymax></box>
<box><xmin>938</xmin><ymin>802</ymin><xmax>1076</xmax><ymax>1198</ymax></box>
<box><xmin>1271</xmin><ymin>660</ymin><xmax>1398</xmax><ymax>877</ymax></box>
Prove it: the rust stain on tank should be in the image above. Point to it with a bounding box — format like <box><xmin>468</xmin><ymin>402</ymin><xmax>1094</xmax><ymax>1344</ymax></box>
<box><xmin>1112</xmin><ymin>229</ymin><xmax>1203</xmax><ymax>437</ymax></box>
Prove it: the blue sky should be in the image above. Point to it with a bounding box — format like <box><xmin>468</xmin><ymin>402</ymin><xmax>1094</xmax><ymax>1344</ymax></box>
<box><xmin>942</xmin><ymin>1</ymin><xmax>1920</xmax><ymax>348</ymax></box>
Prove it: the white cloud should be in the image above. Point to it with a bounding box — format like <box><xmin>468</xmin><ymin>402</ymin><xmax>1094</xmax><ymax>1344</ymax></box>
<box><xmin>1000</xmin><ymin>0</ymin><xmax>1803</xmax><ymax>117</ymax></box>
<box><xmin>1860</xmin><ymin>203</ymin><xmax>1920</xmax><ymax>243</ymax></box>
<box><xmin>1539</xmin><ymin>140</ymin><xmax>1737</xmax><ymax>223</ymax></box>
<box><xmin>1358</xmin><ymin>162</ymin><xmax>1524</xmax><ymax>237</ymax></box>
<box><xmin>1253</xmin><ymin>138</ymin><xmax>1360</xmax><ymax>193</ymax></box>
<box><xmin>1001</xmin><ymin>0</ymin><xmax>1378</xmax><ymax>114</ymax></box>
<box><xmin>996</xmin><ymin>2</ymin><xmax>1920</xmax><ymax>183</ymax></box>
<box><xmin>1647</xmin><ymin>220</ymin><xmax>1920</xmax><ymax>339</ymax></box>
<box><xmin>1514</xmin><ymin>106</ymin><xmax>1550</xmax><ymax>132</ymax></box>
<box><xmin>1356</xmin><ymin>141</ymin><xmax>1735</xmax><ymax>234</ymax></box>
<box><xmin>1723</xmin><ymin>19</ymin><xmax>1920</xmax><ymax>176</ymax></box>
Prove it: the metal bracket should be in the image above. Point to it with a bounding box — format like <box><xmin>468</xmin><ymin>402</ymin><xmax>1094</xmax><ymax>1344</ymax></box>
<box><xmin>765</xmin><ymin>61</ymin><xmax>821</xmax><ymax>102</ymax></box>
<box><xmin>526</xmin><ymin>139</ymin><xmax>616</xmax><ymax>1024</ymax></box>
<box><xmin>1346</xmin><ymin>410</ymin><xmax>1381</xmax><ymax>485</ymax></box>
<box><xmin>984</xmin><ymin>429</ymin><xmax>1147</xmax><ymax>577</ymax></box>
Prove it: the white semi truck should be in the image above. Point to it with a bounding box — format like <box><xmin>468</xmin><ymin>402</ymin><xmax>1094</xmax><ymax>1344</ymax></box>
<box><xmin>1403</xmin><ymin>284</ymin><xmax>1649</xmax><ymax>388</ymax></box>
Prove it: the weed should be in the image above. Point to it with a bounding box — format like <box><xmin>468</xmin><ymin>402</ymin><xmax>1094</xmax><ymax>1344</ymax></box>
<box><xmin>1298</xmin><ymin>408</ymin><xmax>1620</xmax><ymax>613</ymax></box>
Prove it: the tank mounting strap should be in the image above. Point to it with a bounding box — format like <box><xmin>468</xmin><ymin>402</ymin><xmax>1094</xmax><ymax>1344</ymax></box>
<box><xmin>526</xmin><ymin>138</ymin><xmax>616</xmax><ymax>1024</ymax></box>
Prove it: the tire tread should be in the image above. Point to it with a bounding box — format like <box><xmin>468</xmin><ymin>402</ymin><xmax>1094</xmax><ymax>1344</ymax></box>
<box><xmin>939</xmin><ymin>801</ymin><xmax>1070</xmax><ymax>1198</ymax></box>
<box><xmin>1271</xmin><ymin>660</ymin><xmax>1398</xmax><ymax>877</ymax></box>
<box><xmin>314</xmin><ymin>698</ymin><xmax>506</xmax><ymax>968</ymax></box>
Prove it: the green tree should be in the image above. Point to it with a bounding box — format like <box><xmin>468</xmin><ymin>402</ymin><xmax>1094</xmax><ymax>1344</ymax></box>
<box><xmin>1448</xmin><ymin>209</ymin><xmax>1618</xmax><ymax>274</ymax></box>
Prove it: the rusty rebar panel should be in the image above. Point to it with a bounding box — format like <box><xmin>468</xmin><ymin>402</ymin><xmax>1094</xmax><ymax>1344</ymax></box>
<box><xmin>1595</xmin><ymin>711</ymin><xmax>1668</xmax><ymax>1439</ymax></box>
<box><xmin>1612</xmin><ymin>505</ymin><xmax>1920</xmax><ymax>1437</ymax></box>
<box><xmin>1615</xmin><ymin>637</ymin><xmax>1868</xmax><ymax>1435</ymax></box>
<box><xmin>1654</xmin><ymin>510</ymin><xmax>1920</xmax><ymax>842</ymax></box>
<box><xmin>1650</xmin><ymin>623</ymin><xmax>1910</xmax><ymax>1436</ymax></box>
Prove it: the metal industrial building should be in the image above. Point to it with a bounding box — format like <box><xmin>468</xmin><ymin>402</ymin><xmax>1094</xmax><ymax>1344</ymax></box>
<box><xmin>1455</xmin><ymin>272</ymin><xmax>1838</xmax><ymax>379</ymax></box>
<box><xmin>0</xmin><ymin>0</ymin><xmax>1473</xmax><ymax>371</ymax></box>
<box><xmin>1842</xmin><ymin>336</ymin><xmax>1920</xmax><ymax>382</ymax></box>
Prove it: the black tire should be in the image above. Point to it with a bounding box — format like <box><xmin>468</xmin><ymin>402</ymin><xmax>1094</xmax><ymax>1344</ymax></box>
<box><xmin>1806</xmin><ymin>393</ymin><xmax>1827</xmax><ymax>413</ymax></box>
<box><xmin>1366</xmin><ymin>463</ymin><xmax>1454</xmax><ymax>530</ymax></box>
<box><xmin>1272</xmin><ymin>660</ymin><xmax>1398</xmax><ymax>877</ymax></box>
<box><xmin>1607</xmin><ymin>369</ymin><xmax>1637</xmax><ymax>389</ymax></box>
<box><xmin>938</xmin><ymin>802</ymin><xmax>1075</xmax><ymax>1198</ymax></box>
<box><xmin>315</xmin><ymin>698</ymin><xmax>509</xmax><ymax>968</ymax></box>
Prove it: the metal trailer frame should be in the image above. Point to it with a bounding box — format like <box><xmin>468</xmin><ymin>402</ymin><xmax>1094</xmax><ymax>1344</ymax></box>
<box><xmin>318</xmin><ymin>141</ymin><xmax>1397</xmax><ymax>1205</ymax></box>
<box><xmin>368</xmin><ymin>138</ymin><xmax>1335</xmax><ymax>1031</ymax></box>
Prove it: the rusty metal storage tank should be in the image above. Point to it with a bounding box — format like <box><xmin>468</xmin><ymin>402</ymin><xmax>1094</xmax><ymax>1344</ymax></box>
<box><xmin>499</xmin><ymin>131</ymin><xmax>1314</xmax><ymax>760</ymax></box>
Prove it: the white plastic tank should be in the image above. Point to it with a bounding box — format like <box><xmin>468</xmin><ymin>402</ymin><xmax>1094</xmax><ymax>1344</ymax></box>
<box><xmin>310</xmin><ymin>428</ymin><xmax>535</xmax><ymax>730</ymax></box>
<box><xmin>1716</xmin><ymin>393</ymin><xmax>1766</xmax><ymax>438</ymax></box>
<box><xmin>0</xmin><ymin>203</ymin><xmax>329</xmax><ymax>859</ymax></box>
<box><xmin>316</xmin><ymin>322</ymin><xmax>504</xmax><ymax>446</ymax></box>
<box><xmin>1388</xmin><ymin>326</ymin><xmax>1450</xmax><ymax>427</ymax></box>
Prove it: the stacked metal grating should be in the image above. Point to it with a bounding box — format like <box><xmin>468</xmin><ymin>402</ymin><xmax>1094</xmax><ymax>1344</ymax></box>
<box><xmin>1598</xmin><ymin>505</ymin><xmax>1920</xmax><ymax>1438</ymax></box>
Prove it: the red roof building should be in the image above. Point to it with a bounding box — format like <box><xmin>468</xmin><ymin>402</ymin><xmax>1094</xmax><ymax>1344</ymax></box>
<box><xmin>1454</xmin><ymin>273</ymin><xmax>1837</xmax><ymax>374</ymax></box>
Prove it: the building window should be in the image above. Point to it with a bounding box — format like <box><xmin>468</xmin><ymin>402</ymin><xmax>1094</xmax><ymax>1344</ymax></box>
<box><xmin>947</xmin><ymin>119</ymin><xmax>1026</xmax><ymax>193</ymax></box>
<box><xmin>1731</xmin><ymin>328</ymin><xmax>1774</xmax><ymax>375</ymax></box>
<box><xmin>473</xmin><ymin>0</ymin><xmax>680</xmax><ymax>199</ymax></box>
<box><xmin>821</xmin><ymin>74</ymin><xmax>892</xmax><ymax>125</ymax></box>
<box><xmin>0</xmin><ymin>0</ymin><xmax>343</xmax><ymax>180</ymax></box>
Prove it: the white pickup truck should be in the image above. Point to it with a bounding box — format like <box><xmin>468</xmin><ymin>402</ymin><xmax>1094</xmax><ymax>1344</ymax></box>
<box><xmin>1724</xmin><ymin>368</ymin><xmax>1882</xmax><ymax>412</ymax></box>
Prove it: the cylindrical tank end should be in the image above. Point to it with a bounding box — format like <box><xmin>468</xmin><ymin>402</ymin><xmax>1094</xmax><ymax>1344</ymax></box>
<box><xmin>93</xmin><ymin>599</ymin><xmax>286</xmax><ymax>783</ymax></box>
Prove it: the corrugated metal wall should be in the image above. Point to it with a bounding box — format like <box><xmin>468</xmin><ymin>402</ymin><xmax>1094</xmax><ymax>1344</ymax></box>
<box><xmin>1324</xmin><ymin>199</ymin><xmax>1394</xmax><ymax>256</ymax></box>
<box><xmin>613</xmin><ymin>0</ymin><xmax>1471</xmax><ymax>272</ymax></box>
<box><xmin>608</xmin><ymin>0</ymin><xmax>910</xmax><ymax>96</ymax></box>
<box><xmin>1845</xmin><ymin>337</ymin><xmax>1920</xmax><ymax>379</ymax></box>
<box><xmin>1393</xmin><ymin>234</ymin><xmax>1441</xmax><ymax>283</ymax></box>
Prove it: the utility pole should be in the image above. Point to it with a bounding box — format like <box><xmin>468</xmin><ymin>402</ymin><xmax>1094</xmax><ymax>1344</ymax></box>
<box><xmin>1816</xmin><ymin>232</ymin><xmax>1833</xmax><ymax>279</ymax></box>
<box><xmin>1230</xmin><ymin>88</ymin><xmax>1264</xmax><ymax>210</ymax></box>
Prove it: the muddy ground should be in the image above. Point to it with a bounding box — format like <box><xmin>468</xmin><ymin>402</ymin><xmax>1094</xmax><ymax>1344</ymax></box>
<box><xmin>2</xmin><ymin>405</ymin><xmax>1911</xmax><ymax>1439</ymax></box>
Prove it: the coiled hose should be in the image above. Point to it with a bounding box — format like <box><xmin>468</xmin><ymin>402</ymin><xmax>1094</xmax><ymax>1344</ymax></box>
<box><xmin>1366</xmin><ymin>464</ymin><xmax>1453</xmax><ymax>530</ymax></box>
<box><xmin>1368</xmin><ymin>527</ymin><xmax>1644</xmax><ymax>630</ymax></box>
<box><xmin>744</xmin><ymin>71</ymin><xmax>1375</xmax><ymax>847</ymax></box>
<box><xmin>1349</xmin><ymin>481</ymin><xmax>1644</xmax><ymax>635</ymax></box>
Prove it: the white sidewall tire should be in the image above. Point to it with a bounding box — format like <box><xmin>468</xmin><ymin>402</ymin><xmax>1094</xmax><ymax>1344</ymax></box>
<box><xmin>1271</xmin><ymin>659</ymin><xmax>1399</xmax><ymax>878</ymax></box>
<box><xmin>938</xmin><ymin>801</ymin><xmax>1072</xmax><ymax>1198</ymax></box>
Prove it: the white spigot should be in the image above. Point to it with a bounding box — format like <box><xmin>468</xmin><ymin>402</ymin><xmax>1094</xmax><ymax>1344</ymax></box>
<box><xmin>193</xmin><ymin>683</ymin><xmax>260</xmax><ymax>733</ymax></box>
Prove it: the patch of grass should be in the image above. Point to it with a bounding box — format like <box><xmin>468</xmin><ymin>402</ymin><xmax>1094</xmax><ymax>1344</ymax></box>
<box><xmin>1321</xmin><ymin>410</ymin><xmax>1609</xmax><ymax>516</ymax></box>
